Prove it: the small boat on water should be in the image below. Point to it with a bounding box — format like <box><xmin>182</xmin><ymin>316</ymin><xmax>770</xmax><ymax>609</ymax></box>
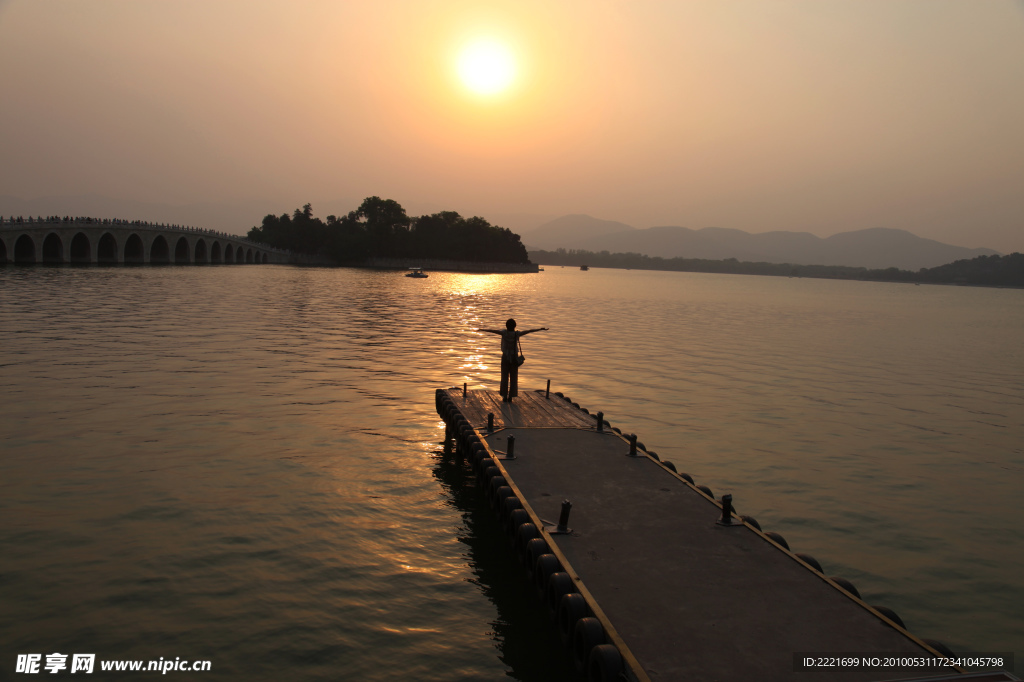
<box><xmin>580</xmin><ymin>265</ymin><xmax>589</xmax><ymax>271</ymax></box>
<box><xmin>405</xmin><ymin>268</ymin><xmax>428</xmax><ymax>278</ymax></box>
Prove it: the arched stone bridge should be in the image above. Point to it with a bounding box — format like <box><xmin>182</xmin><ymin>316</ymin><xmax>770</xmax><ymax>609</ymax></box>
<box><xmin>0</xmin><ymin>218</ymin><xmax>289</xmax><ymax>265</ymax></box>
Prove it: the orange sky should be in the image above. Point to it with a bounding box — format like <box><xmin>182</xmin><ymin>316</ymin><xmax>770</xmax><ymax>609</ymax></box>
<box><xmin>1</xmin><ymin>1</ymin><xmax>1022</xmax><ymax>252</ymax></box>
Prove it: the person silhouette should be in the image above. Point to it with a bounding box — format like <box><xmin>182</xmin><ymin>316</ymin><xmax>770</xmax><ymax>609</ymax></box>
<box><xmin>480</xmin><ymin>319</ymin><xmax>549</xmax><ymax>402</ymax></box>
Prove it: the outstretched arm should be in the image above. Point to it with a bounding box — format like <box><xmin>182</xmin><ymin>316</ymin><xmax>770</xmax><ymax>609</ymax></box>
<box><xmin>520</xmin><ymin>327</ymin><xmax>549</xmax><ymax>335</ymax></box>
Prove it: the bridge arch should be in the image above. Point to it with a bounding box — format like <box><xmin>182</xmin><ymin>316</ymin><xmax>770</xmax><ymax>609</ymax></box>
<box><xmin>151</xmin><ymin>235</ymin><xmax>170</xmax><ymax>264</ymax></box>
<box><xmin>0</xmin><ymin>238</ymin><xmax>7</xmax><ymax>264</ymax></box>
<box><xmin>43</xmin><ymin>233</ymin><xmax>63</xmax><ymax>264</ymax></box>
<box><xmin>98</xmin><ymin>233</ymin><xmax>118</xmax><ymax>264</ymax></box>
<box><xmin>174</xmin><ymin>236</ymin><xmax>190</xmax><ymax>264</ymax></box>
<box><xmin>1</xmin><ymin>223</ymin><xmax>284</xmax><ymax>265</ymax></box>
<box><xmin>70</xmin><ymin>232</ymin><xmax>91</xmax><ymax>264</ymax></box>
<box><xmin>15</xmin><ymin>234</ymin><xmax>35</xmax><ymax>263</ymax></box>
<box><xmin>125</xmin><ymin>233</ymin><xmax>144</xmax><ymax>264</ymax></box>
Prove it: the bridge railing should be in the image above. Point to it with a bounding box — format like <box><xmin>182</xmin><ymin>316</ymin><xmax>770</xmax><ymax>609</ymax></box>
<box><xmin>0</xmin><ymin>215</ymin><xmax>288</xmax><ymax>254</ymax></box>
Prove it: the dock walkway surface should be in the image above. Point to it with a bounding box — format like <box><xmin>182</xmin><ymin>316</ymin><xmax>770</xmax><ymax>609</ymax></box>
<box><xmin>438</xmin><ymin>387</ymin><xmax>1015</xmax><ymax>682</ymax></box>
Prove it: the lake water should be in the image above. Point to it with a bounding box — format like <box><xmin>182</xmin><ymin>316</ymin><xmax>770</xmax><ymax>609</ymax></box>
<box><xmin>1</xmin><ymin>265</ymin><xmax>1021</xmax><ymax>679</ymax></box>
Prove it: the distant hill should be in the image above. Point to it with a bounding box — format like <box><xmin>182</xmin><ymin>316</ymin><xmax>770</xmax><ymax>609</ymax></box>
<box><xmin>519</xmin><ymin>214</ymin><xmax>635</xmax><ymax>251</ymax></box>
<box><xmin>523</xmin><ymin>216</ymin><xmax>998</xmax><ymax>270</ymax></box>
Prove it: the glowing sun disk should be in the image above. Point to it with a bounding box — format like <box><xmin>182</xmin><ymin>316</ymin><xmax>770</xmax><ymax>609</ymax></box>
<box><xmin>457</xmin><ymin>40</ymin><xmax>515</xmax><ymax>95</ymax></box>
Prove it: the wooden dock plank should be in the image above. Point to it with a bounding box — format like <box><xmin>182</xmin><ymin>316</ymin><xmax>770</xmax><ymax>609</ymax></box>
<box><xmin>444</xmin><ymin>388</ymin><xmax>598</xmax><ymax>430</ymax></box>
<box><xmin>527</xmin><ymin>391</ymin><xmax>597</xmax><ymax>429</ymax></box>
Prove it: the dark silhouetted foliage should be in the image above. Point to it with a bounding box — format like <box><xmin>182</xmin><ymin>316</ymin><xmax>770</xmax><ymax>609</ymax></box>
<box><xmin>915</xmin><ymin>253</ymin><xmax>1024</xmax><ymax>287</ymax></box>
<box><xmin>530</xmin><ymin>249</ymin><xmax>1024</xmax><ymax>288</ymax></box>
<box><xmin>247</xmin><ymin>197</ymin><xmax>530</xmax><ymax>264</ymax></box>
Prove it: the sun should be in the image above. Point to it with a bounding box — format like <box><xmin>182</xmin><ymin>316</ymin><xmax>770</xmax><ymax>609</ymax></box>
<box><xmin>456</xmin><ymin>39</ymin><xmax>516</xmax><ymax>96</ymax></box>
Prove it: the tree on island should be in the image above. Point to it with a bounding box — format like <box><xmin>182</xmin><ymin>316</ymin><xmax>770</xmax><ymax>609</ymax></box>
<box><xmin>247</xmin><ymin>197</ymin><xmax>530</xmax><ymax>265</ymax></box>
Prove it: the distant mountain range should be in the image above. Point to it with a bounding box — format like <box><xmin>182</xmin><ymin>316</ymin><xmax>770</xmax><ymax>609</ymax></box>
<box><xmin>520</xmin><ymin>215</ymin><xmax>999</xmax><ymax>271</ymax></box>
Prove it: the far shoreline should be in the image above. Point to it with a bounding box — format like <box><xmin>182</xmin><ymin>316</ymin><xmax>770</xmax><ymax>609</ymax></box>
<box><xmin>529</xmin><ymin>249</ymin><xmax>1024</xmax><ymax>290</ymax></box>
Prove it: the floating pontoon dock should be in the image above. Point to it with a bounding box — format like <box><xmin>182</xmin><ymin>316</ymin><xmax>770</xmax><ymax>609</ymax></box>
<box><xmin>436</xmin><ymin>386</ymin><xmax>1018</xmax><ymax>682</ymax></box>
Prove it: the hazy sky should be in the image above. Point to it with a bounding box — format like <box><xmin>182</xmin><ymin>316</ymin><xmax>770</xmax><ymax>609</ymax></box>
<box><xmin>2</xmin><ymin>1</ymin><xmax>1023</xmax><ymax>252</ymax></box>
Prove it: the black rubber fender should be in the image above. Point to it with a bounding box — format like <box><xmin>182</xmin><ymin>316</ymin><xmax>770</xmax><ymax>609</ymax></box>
<box><xmin>587</xmin><ymin>644</ymin><xmax>624</xmax><ymax>682</ymax></box>
<box><xmin>872</xmin><ymin>605</ymin><xmax>906</xmax><ymax>629</ymax></box>
<box><xmin>581</xmin><ymin>407</ymin><xmax>589</xmax><ymax>414</ymax></box>
<box><xmin>765</xmin><ymin>532</ymin><xmax>790</xmax><ymax>550</ymax></box>
<box><xmin>796</xmin><ymin>553</ymin><xmax>823</xmax><ymax>573</ymax></box>
<box><xmin>515</xmin><ymin>523</ymin><xmax>541</xmax><ymax>563</ymax></box>
<box><xmin>572</xmin><ymin>617</ymin><xmax>606</xmax><ymax>673</ymax></box>
<box><xmin>486</xmin><ymin>475</ymin><xmax>507</xmax><ymax>498</ymax></box>
<box><xmin>829</xmin><ymin>576</ymin><xmax>860</xmax><ymax>599</ymax></box>
<box><xmin>478</xmin><ymin>465</ymin><xmax>500</xmax><ymax>487</ymax></box>
<box><xmin>534</xmin><ymin>554</ymin><xmax>561</xmax><ymax>593</ymax></box>
<box><xmin>524</xmin><ymin>538</ymin><xmax>550</xmax><ymax>579</ymax></box>
<box><xmin>662</xmin><ymin>460</ymin><xmax>677</xmax><ymax>472</ymax></box>
<box><xmin>646</xmin><ymin>450</ymin><xmax>660</xmax><ymax>461</ymax></box>
<box><xmin>492</xmin><ymin>485</ymin><xmax>514</xmax><ymax>512</ymax></box>
<box><xmin>500</xmin><ymin>494</ymin><xmax>523</xmax><ymax>519</ymax></box>
<box><xmin>545</xmin><ymin>572</ymin><xmax>576</xmax><ymax>617</ymax></box>
<box><xmin>696</xmin><ymin>484</ymin><xmax>714</xmax><ymax>498</ymax></box>
<box><xmin>636</xmin><ymin>441</ymin><xmax>646</xmax><ymax>451</ymax></box>
<box><xmin>741</xmin><ymin>515</ymin><xmax>761</xmax><ymax>530</ymax></box>
<box><xmin>558</xmin><ymin>593</ymin><xmax>588</xmax><ymax>646</ymax></box>
<box><xmin>679</xmin><ymin>472</ymin><xmax>693</xmax><ymax>484</ymax></box>
<box><xmin>505</xmin><ymin>509</ymin><xmax>531</xmax><ymax>540</ymax></box>
<box><xmin>470</xmin><ymin>443</ymin><xmax>487</xmax><ymax>463</ymax></box>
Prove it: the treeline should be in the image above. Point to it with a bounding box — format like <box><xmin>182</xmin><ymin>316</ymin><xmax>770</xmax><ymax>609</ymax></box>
<box><xmin>247</xmin><ymin>197</ymin><xmax>530</xmax><ymax>264</ymax></box>
<box><xmin>530</xmin><ymin>249</ymin><xmax>1024</xmax><ymax>288</ymax></box>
